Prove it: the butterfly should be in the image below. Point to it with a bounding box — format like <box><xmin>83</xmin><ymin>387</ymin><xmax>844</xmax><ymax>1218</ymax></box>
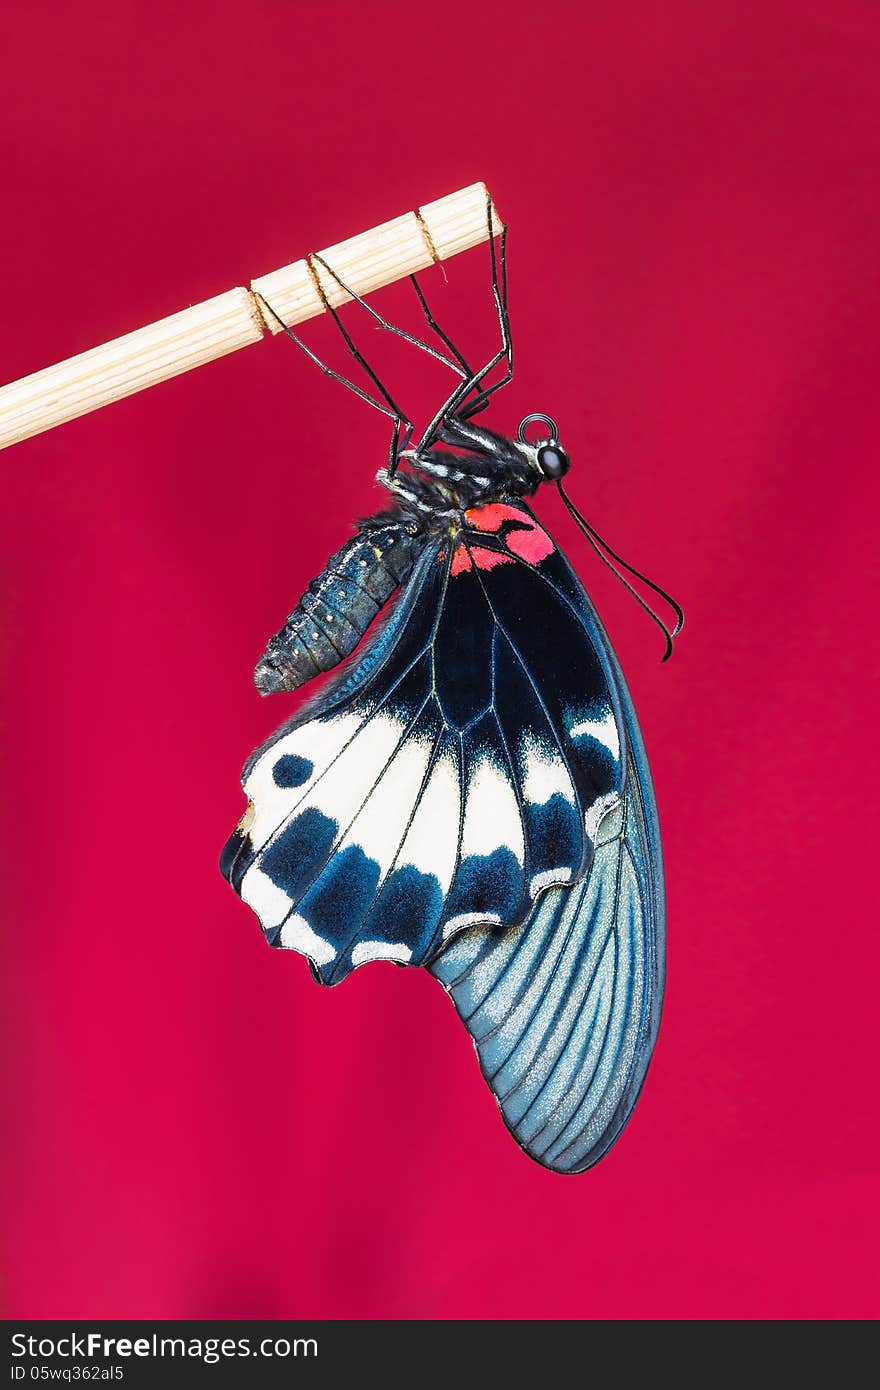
<box><xmin>221</xmin><ymin>206</ymin><xmax>681</xmax><ymax>1172</ymax></box>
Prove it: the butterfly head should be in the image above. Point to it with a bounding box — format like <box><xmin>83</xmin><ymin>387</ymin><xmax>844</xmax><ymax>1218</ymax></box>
<box><xmin>516</xmin><ymin>414</ymin><xmax>570</xmax><ymax>484</ymax></box>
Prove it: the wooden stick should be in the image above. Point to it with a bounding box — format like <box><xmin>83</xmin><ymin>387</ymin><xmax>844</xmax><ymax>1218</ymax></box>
<box><xmin>0</xmin><ymin>183</ymin><xmax>502</xmax><ymax>452</ymax></box>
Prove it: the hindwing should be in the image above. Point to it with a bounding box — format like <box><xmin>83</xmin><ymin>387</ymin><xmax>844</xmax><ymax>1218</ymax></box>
<box><xmin>430</xmin><ymin>653</ymin><xmax>664</xmax><ymax>1173</ymax></box>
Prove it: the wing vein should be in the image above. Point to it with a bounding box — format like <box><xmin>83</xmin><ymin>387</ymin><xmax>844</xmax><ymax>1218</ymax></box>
<box><xmin>522</xmin><ymin>812</ymin><xmax>627</xmax><ymax>1142</ymax></box>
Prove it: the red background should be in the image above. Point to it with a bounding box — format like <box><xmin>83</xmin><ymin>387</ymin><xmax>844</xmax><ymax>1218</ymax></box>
<box><xmin>2</xmin><ymin>1</ymin><xmax>878</xmax><ymax>1321</ymax></box>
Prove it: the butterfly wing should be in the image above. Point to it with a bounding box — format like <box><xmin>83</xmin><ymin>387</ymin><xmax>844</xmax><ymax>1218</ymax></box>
<box><xmin>222</xmin><ymin>500</ymin><xmax>631</xmax><ymax>986</ymax></box>
<box><xmin>429</xmin><ymin>646</ymin><xmax>664</xmax><ymax>1174</ymax></box>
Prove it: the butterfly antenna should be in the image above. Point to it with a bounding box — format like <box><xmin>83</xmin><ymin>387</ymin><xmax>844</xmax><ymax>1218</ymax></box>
<box><xmin>557</xmin><ymin>483</ymin><xmax>684</xmax><ymax>662</ymax></box>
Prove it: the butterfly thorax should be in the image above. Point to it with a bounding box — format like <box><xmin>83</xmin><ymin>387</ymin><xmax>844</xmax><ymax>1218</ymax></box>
<box><xmin>253</xmin><ymin>419</ymin><xmax>560</xmax><ymax>695</ymax></box>
<box><xmin>377</xmin><ymin>452</ymin><xmax>534</xmax><ymax>530</ymax></box>
<box><xmin>377</xmin><ymin>418</ymin><xmax>549</xmax><ymax>532</ymax></box>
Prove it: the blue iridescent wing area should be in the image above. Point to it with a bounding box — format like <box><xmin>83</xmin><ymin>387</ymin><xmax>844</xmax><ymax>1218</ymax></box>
<box><xmin>429</xmin><ymin>658</ymin><xmax>664</xmax><ymax>1174</ymax></box>
<box><xmin>222</xmin><ymin>501</ymin><xmax>633</xmax><ymax>987</ymax></box>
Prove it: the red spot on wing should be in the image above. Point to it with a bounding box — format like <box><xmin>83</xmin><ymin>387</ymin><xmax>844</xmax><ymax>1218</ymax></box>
<box><xmin>506</xmin><ymin>526</ymin><xmax>554</xmax><ymax>564</ymax></box>
<box><xmin>465</xmin><ymin>503</ymin><xmax>523</xmax><ymax>533</ymax></box>
<box><xmin>464</xmin><ymin>502</ymin><xmax>555</xmax><ymax>566</ymax></box>
<box><xmin>452</xmin><ymin>542</ymin><xmax>513</xmax><ymax>574</ymax></box>
<box><xmin>470</xmin><ymin>546</ymin><xmax>514</xmax><ymax>570</ymax></box>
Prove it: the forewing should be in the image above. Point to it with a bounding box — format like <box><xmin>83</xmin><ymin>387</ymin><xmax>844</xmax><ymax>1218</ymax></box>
<box><xmin>222</xmin><ymin>501</ymin><xmax>630</xmax><ymax>985</ymax></box>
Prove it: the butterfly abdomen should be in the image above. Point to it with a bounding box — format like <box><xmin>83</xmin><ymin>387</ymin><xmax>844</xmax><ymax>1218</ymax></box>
<box><xmin>253</xmin><ymin>520</ymin><xmax>420</xmax><ymax>694</ymax></box>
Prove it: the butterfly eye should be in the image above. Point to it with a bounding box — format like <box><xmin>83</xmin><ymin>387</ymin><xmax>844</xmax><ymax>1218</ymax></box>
<box><xmin>536</xmin><ymin>444</ymin><xmax>570</xmax><ymax>480</ymax></box>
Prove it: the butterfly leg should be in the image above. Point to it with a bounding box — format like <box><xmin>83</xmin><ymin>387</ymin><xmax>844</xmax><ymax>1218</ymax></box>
<box><xmin>458</xmin><ymin>211</ymin><xmax>514</xmax><ymax>420</ymax></box>
<box><xmin>413</xmin><ymin>208</ymin><xmax>512</xmax><ymax>456</ymax></box>
<box><xmin>304</xmin><ymin>265</ymin><xmax>417</xmax><ymax>474</ymax></box>
<box><xmin>408</xmin><ymin>273</ymin><xmax>476</xmax><ymax>380</ymax></box>
<box><xmin>254</xmin><ymin>289</ymin><xmax>407</xmax><ymax>462</ymax></box>
<box><xmin>309</xmin><ymin>254</ymin><xmax>465</xmax><ymax>378</ymax></box>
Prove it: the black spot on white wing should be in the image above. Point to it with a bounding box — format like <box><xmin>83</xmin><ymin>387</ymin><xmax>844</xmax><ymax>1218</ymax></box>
<box><xmin>272</xmin><ymin>753</ymin><xmax>313</xmax><ymax>788</ymax></box>
<box><xmin>241</xmin><ymin>706</ymin><xmax>375</xmax><ymax>869</ymax></box>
